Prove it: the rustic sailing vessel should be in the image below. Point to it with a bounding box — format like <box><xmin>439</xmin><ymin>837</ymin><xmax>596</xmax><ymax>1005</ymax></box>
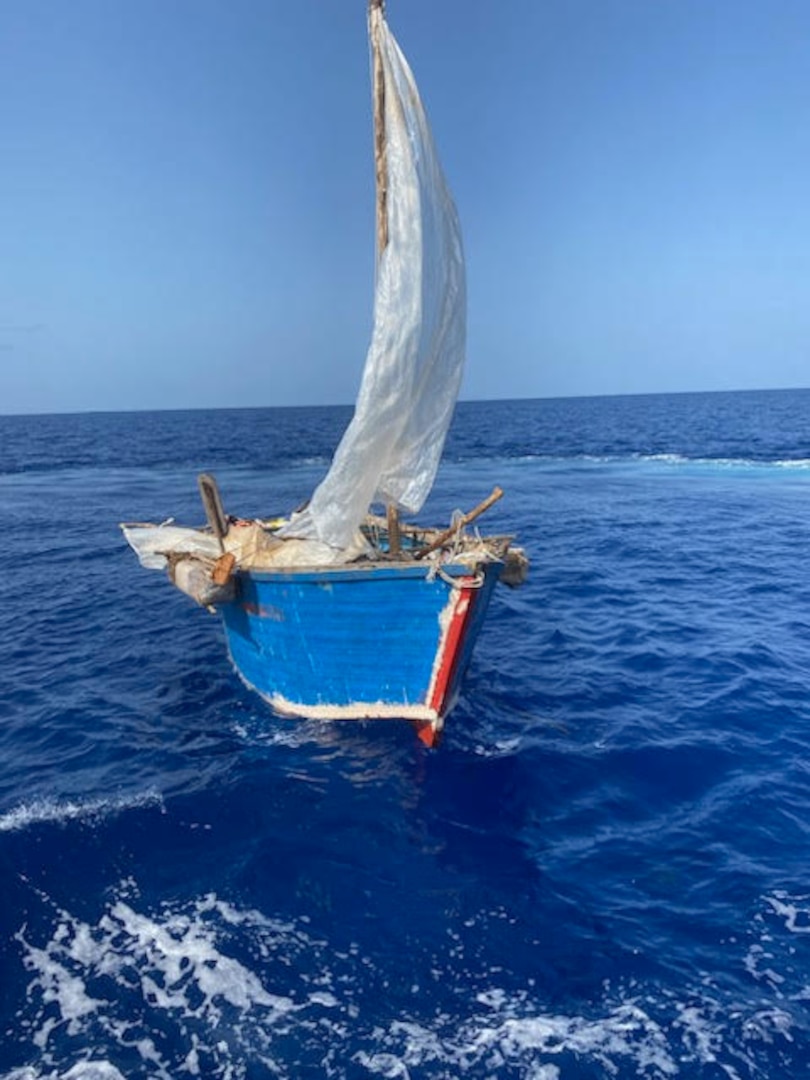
<box><xmin>122</xmin><ymin>0</ymin><xmax>527</xmax><ymax>746</ymax></box>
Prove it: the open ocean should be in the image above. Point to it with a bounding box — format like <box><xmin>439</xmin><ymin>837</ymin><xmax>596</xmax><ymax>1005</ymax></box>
<box><xmin>1</xmin><ymin>389</ymin><xmax>809</xmax><ymax>1079</ymax></box>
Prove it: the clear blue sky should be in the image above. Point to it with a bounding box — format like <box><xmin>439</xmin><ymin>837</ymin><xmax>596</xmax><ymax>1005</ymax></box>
<box><xmin>1</xmin><ymin>0</ymin><xmax>808</xmax><ymax>414</ymax></box>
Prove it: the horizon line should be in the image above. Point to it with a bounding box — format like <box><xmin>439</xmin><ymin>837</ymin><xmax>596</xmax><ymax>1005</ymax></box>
<box><xmin>1</xmin><ymin>384</ymin><xmax>809</xmax><ymax>421</ymax></box>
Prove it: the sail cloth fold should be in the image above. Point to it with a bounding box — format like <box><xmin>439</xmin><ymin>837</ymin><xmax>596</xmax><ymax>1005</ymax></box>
<box><xmin>281</xmin><ymin>12</ymin><xmax>466</xmax><ymax>552</ymax></box>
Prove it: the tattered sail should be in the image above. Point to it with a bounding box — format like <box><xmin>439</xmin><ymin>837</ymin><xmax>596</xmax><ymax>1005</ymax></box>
<box><xmin>281</xmin><ymin>4</ymin><xmax>466</xmax><ymax>551</ymax></box>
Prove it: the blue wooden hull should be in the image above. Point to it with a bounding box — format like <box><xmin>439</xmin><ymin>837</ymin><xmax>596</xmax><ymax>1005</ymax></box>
<box><xmin>220</xmin><ymin>559</ymin><xmax>502</xmax><ymax>744</ymax></box>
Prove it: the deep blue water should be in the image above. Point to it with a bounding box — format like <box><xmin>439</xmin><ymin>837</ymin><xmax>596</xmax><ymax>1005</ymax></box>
<box><xmin>1</xmin><ymin>389</ymin><xmax>809</xmax><ymax>1079</ymax></box>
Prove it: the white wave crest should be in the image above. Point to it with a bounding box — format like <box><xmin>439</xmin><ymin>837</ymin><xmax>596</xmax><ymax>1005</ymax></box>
<box><xmin>637</xmin><ymin>453</ymin><xmax>690</xmax><ymax>465</ymax></box>
<box><xmin>0</xmin><ymin>790</ymin><xmax>164</xmax><ymax>833</ymax></box>
<box><xmin>1</xmin><ymin>1060</ymin><xmax>127</xmax><ymax>1079</ymax></box>
<box><xmin>11</xmin><ymin>891</ymin><xmax>305</xmax><ymax>1079</ymax></box>
<box><xmin>765</xmin><ymin>892</ymin><xmax>810</xmax><ymax>934</ymax></box>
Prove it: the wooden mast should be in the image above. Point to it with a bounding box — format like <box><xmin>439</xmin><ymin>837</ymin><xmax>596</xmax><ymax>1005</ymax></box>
<box><xmin>369</xmin><ymin>0</ymin><xmax>388</xmax><ymax>257</ymax></box>
<box><xmin>369</xmin><ymin>0</ymin><xmax>401</xmax><ymax>555</ymax></box>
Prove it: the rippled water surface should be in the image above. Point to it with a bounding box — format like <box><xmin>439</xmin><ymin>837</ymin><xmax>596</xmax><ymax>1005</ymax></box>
<box><xmin>1</xmin><ymin>390</ymin><xmax>809</xmax><ymax>1078</ymax></box>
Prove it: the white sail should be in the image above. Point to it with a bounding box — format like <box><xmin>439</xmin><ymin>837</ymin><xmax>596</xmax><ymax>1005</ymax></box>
<box><xmin>282</xmin><ymin>11</ymin><xmax>466</xmax><ymax>551</ymax></box>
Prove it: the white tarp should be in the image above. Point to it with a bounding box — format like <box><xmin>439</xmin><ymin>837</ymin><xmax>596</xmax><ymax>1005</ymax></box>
<box><xmin>121</xmin><ymin>522</ymin><xmax>371</xmax><ymax>572</ymax></box>
<box><xmin>281</xmin><ymin>12</ymin><xmax>466</xmax><ymax>551</ymax></box>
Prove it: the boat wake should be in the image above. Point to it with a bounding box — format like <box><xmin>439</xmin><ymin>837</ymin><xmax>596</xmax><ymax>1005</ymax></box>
<box><xmin>4</xmin><ymin>884</ymin><xmax>806</xmax><ymax>1079</ymax></box>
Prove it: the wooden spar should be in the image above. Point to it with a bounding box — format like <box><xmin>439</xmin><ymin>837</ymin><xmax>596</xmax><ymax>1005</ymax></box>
<box><xmin>387</xmin><ymin>501</ymin><xmax>402</xmax><ymax>556</ymax></box>
<box><xmin>198</xmin><ymin>472</ymin><xmax>229</xmax><ymax>553</ymax></box>
<box><xmin>369</xmin><ymin>0</ymin><xmax>388</xmax><ymax>256</ymax></box>
<box><xmin>369</xmin><ymin>0</ymin><xmax>401</xmax><ymax>548</ymax></box>
<box><xmin>414</xmin><ymin>488</ymin><xmax>505</xmax><ymax>559</ymax></box>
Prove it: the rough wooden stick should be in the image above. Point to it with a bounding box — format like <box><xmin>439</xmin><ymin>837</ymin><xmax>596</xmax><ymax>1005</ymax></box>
<box><xmin>369</xmin><ymin>0</ymin><xmax>388</xmax><ymax>256</ymax></box>
<box><xmin>414</xmin><ymin>487</ymin><xmax>504</xmax><ymax>559</ymax></box>
<box><xmin>387</xmin><ymin>503</ymin><xmax>402</xmax><ymax>556</ymax></box>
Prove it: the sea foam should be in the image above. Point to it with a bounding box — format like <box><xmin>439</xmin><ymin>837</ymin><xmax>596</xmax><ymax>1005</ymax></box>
<box><xmin>0</xmin><ymin>791</ymin><xmax>164</xmax><ymax>833</ymax></box>
<box><xmin>6</xmin><ymin>887</ymin><xmax>805</xmax><ymax>1079</ymax></box>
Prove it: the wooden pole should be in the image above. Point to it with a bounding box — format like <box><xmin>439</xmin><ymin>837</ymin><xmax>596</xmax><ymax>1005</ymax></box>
<box><xmin>369</xmin><ymin>0</ymin><xmax>400</xmax><ymax>550</ymax></box>
<box><xmin>369</xmin><ymin>0</ymin><xmax>388</xmax><ymax>256</ymax></box>
<box><xmin>414</xmin><ymin>488</ymin><xmax>504</xmax><ymax>559</ymax></box>
<box><xmin>387</xmin><ymin>502</ymin><xmax>402</xmax><ymax>556</ymax></box>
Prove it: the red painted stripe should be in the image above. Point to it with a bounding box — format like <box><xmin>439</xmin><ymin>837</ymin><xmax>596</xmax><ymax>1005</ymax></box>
<box><xmin>428</xmin><ymin>581</ymin><xmax>476</xmax><ymax>716</ymax></box>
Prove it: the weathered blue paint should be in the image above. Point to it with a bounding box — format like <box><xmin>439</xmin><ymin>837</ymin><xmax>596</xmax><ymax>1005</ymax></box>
<box><xmin>219</xmin><ymin>560</ymin><xmax>501</xmax><ymax>722</ymax></box>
